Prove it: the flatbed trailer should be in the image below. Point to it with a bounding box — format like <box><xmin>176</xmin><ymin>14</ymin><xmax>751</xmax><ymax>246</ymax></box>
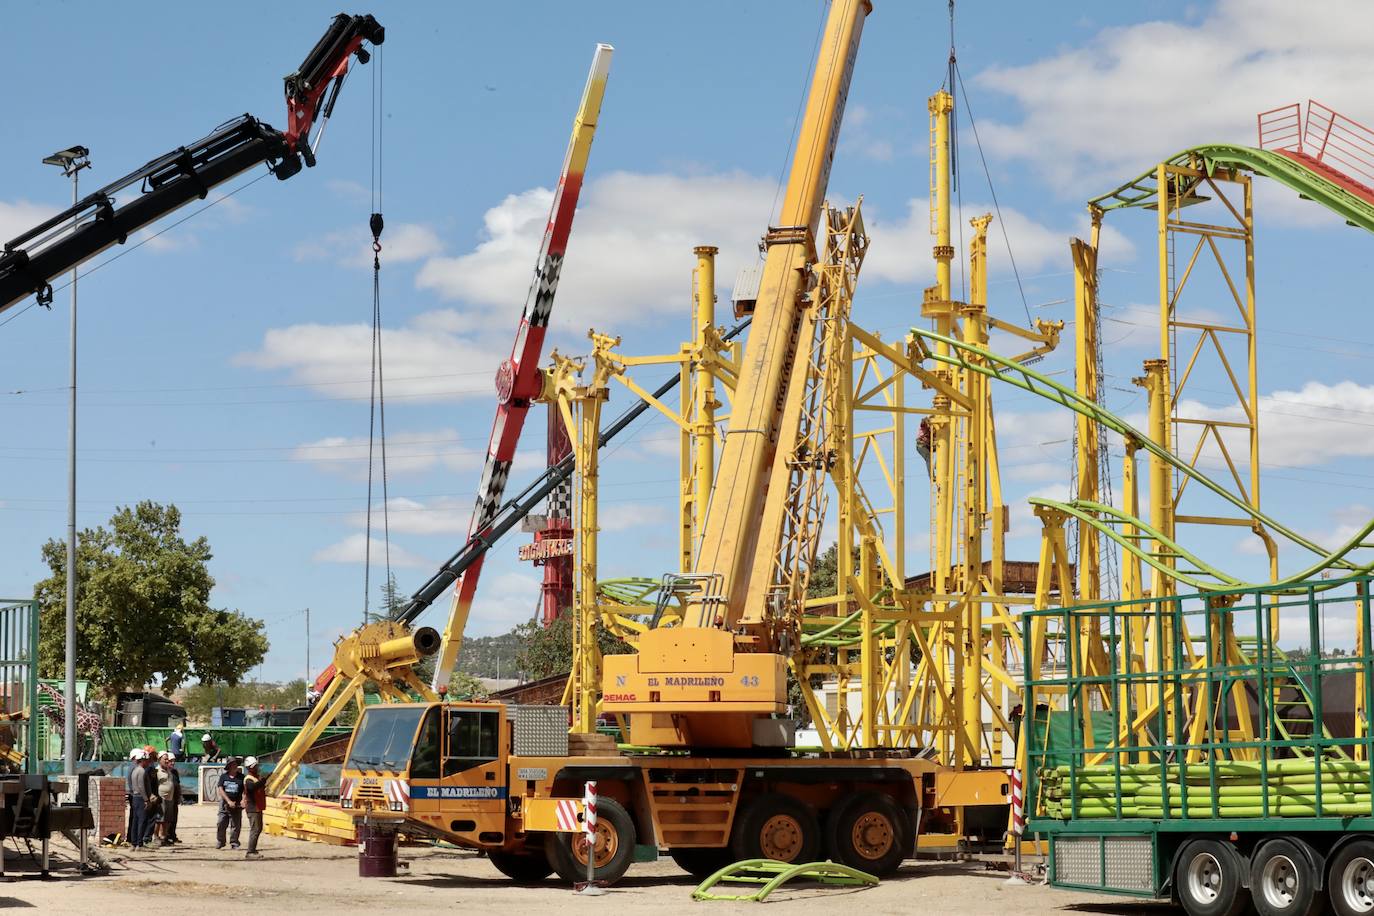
<box><xmin>339</xmin><ymin>700</ymin><xmax>938</xmax><ymax>884</ymax></box>
<box><xmin>1024</xmin><ymin>576</ymin><xmax>1374</xmax><ymax>916</ymax></box>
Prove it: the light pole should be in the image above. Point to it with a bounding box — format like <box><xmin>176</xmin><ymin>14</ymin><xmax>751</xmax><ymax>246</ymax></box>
<box><xmin>43</xmin><ymin>145</ymin><xmax>91</xmax><ymax>778</ymax></box>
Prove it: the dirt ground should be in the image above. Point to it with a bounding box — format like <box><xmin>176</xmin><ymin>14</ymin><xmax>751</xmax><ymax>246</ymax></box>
<box><xmin>0</xmin><ymin>804</ymin><xmax>1166</xmax><ymax>915</ymax></box>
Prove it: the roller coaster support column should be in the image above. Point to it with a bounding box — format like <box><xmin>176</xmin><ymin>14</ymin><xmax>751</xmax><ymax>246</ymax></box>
<box><xmin>960</xmin><ymin>213</ymin><xmax>992</xmax><ymax>766</ymax></box>
<box><xmin>544</xmin><ymin>343</ymin><xmax>613</xmax><ymax>734</ymax></box>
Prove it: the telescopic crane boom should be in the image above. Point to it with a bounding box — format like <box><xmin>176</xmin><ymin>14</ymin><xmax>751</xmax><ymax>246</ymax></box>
<box><xmin>0</xmin><ymin>13</ymin><xmax>384</xmax><ymax>313</ymax></box>
<box><xmin>602</xmin><ymin>0</ymin><xmax>872</xmax><ymax>749</ymax></box>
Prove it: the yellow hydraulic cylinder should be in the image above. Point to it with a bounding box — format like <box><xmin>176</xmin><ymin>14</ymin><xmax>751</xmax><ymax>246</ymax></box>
<box><xmin>693</xmin><ymin>246</ymin><xmax>718</xmax><ymax>551</ymax></box>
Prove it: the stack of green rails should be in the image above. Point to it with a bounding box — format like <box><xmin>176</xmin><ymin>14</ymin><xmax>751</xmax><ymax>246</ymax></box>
<box><xmin>1040</xmin><ymin>760</ymin><xmax>1374</xmax><ymax>819</ymax></box>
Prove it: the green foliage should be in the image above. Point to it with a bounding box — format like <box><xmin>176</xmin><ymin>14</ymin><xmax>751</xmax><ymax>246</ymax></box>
<box><xmin>513</xmin><ymin>612</ymin><xmax>630</xmax><ymax>681</ymax></box>
<box><xmin>808</xmin><ymin>543</ymin><xmax>842</xmax><ymax>599</ymax></box>
<box><xmin>181</xmin><ymin>679</ymin><xmax>309</xmax><ymax>722</ymax></box>
<box><xmin>447</xmin><ymin>671</ymin><xmax>489</xmax><ymax>700</ymax></box>
<box><xmin>33</xmin><ymin>501</ymin><xmax>267</xmax><ymax>696</ymax></box>
<box><xmin>455</xmin><ymin>631</ymin><xmax>522</xmax><ymax>678</ymax></box>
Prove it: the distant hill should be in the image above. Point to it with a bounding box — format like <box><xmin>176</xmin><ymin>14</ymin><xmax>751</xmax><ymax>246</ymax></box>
<box><xmin>455</xmin><ymin>631</ymin><xmax>523</xmax><ymax>679</ymax></box>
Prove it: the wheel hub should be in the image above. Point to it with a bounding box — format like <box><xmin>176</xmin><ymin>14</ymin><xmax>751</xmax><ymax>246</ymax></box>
<box><xmin>851</xmin><ymin>811</ymin><xmax>894</xmax><ymax>860</ymax></box>
<box><xmin>573</xmin><ymin>822</ymin><xmax>616</xmax><ymax>868</ymax></box>
<box><xmin>1261</xmin><ymin>854</ymin><xmax>1299</xmax><ymax>910</ymax></box>
<box><xmin>1187</xmin><ymin>852</ymin><xmax>1223</xmax><ymax>904</ymax></box>
<box><xmin>759</xmin><ymin>814</ymin><xmax>803</xmax><ymax>861</ymax></box>
<box><xmin>1342</xmin><ymin>857</ymin><xmax>1374</xmax><ymax>913</ymax></box>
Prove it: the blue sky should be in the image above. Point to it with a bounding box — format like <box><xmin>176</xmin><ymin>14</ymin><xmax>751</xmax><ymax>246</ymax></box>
<box><xmin>5</xmin><ymin>0</ymin><xmax>1374</xmax><ymax>683</ymax></box>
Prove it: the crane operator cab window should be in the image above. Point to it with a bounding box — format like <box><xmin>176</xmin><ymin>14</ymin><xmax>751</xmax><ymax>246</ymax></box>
<box><xmin>345</xmin><ymin>706</ymin><xmax>427</xmax><ymax>774</ymax></box>
<box><xmin>410</xmin><ymin>709</ymin><xmax>441</xmax><ymax>779</ymax></box>
<box><xmin>444</xmin><ymin>708</ymin><xmax>499</xmax><ymax>776</ymax></box>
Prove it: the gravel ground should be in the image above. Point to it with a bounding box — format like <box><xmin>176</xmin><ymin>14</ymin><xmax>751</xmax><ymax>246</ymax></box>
<box><xmin>0</xmin><ymin>804</ymin><xmax>1172</xmax><ymax>915</ymax></box>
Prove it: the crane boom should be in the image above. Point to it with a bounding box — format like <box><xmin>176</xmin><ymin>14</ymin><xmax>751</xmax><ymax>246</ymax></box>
<box><xmin>601</xmin><ymin>0</ymin><xmax>871</xmax><ymax>750</ymax></box>
<box><xmin>0</xmin><ymin>13</ymin><xmax>384</xmax><ymax>313</ymax></box>
<box><xmin>693</xmin><ymin>0</ymin><xmax>869</xmax><ymax>630</ymax></box>
<box><xmin>429</xmin><ymin>44</ymin><xmax>613</xmax><ymax>691</ymax></box>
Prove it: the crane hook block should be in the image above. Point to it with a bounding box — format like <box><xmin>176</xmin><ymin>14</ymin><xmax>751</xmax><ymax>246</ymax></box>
<box><xmin>370</xmin><ymin>212</ymin><xmax>384</xmax><ymax>242</ymax></box>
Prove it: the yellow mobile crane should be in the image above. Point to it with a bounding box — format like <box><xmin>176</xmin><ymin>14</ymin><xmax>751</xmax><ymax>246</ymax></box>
<box><xmin>338</xmin><ymin>0</ymin><xmax>940</xmax><ymax>885</ymax></box>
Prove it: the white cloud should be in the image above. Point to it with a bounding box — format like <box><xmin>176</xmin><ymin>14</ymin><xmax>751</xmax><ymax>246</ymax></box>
<box><xmin>312</xmin><ymin>533</ymin><xmax>429</xmax><ymax>568</ymax></box>
<box><xmin>861</xmin><ymin>197</ymin><xmax>1134</xmax><ymax>286</ymax></box>
<box><xmin>463</xmin><ymin>571</ymin><xmax>542</xmax><ymax>637</ymax></box>
<box><xmin>294</xmin><ymin>221</ymin><xmax>443</xmax><ymax>268</ymax></box>
<box><xmin>415</xmin><ymin>171</ymin><xmax>777</xmax><ymax>331</ymax></box>
<box><xmin>0</xmin><ymin>200</ymin><xmax>61</xmax><ymax>245</ymax></box>
<box><xmin>974</xmin><ymin>0</ymin><xmax>1374</xmax><ymax>193</ymax></box>
<box><xmin>1177</xmin><ymin>380</ymin><xmax>1374</xmax><ymax>468</ymax></box>
<box><xmin>235</xmin><ymin>312</ymin><xmax>502</xmax><ymax>402</ymax></box>
<box><xmin>346</xmin><ymin>495</ymin><xmax>474</xmax><ymax>535</ymax></box>
<box><xmin>291</xmin><ymin>429</ymin><xmax>480</xmax><ymax>481</ymax></box>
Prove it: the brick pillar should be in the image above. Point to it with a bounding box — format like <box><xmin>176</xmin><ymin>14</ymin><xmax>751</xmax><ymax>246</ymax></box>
<box><xmin>92</xmin><ymin>775</ymin><xmax>127</xmax><ymax>840</ymax></box>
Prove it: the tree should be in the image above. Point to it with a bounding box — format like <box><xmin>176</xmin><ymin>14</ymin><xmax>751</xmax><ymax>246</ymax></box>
<box><xmin>513</xmin><ymin>612</ymin><xmax>630</xmax><ymax>681</ymax></box>
<box><xmin>33</xmin><ymin>501</ymin><xmax>267</xmax><ymax>696</ymax></box>
<box><xmin>182</xmin><ymin>679</ymin><xmax>309</xmax><ymax>721</ymax></box>
<box><xmin>379</xmin><ymin>572</ymin><xmax>406</xmax><ymax>618</ymax></box>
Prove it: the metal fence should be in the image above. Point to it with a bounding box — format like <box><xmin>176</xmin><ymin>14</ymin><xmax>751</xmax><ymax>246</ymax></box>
<box><xmin>1023</xmin><ymin>576</ymin><xmax>1374</xmax><ymax>823</ymax></box>
<box><xmin>0</xmin><ymin>599</ymin><xmax>39</xmax><ymax>773</ymax></box>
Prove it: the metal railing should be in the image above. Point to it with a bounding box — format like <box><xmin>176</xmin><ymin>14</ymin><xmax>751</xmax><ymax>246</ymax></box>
<box><xmin>1259</xmin><ymin>100</ymin><xmax>1374</xmax><ymax>191</ymax></box>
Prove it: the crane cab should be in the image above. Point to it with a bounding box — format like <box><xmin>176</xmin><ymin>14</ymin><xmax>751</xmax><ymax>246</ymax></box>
<box><xmin>340</xmin><ymin>701</ymin><xmax>510</xmax><ymax>845</ymax></box>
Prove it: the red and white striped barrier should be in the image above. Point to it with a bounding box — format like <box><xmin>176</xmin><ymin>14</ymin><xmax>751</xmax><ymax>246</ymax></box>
<box><xmin>584</xmin><ymin>780</ymin><xmax>598</xmax><ymax>837</ymax></box>
<box><xmin>1008</xmin><ymin>768</ymin><xmax>1025</xmax><ymax>836</ymax></box>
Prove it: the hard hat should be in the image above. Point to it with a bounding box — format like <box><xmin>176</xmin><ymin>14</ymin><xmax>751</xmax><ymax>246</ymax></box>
<box><xmin>131</xmin><ymin>749</ymin><xmax>147</xmax><ymax>760</ymax></box>
<box><xmin>244</xmin><ymin>756</ymin><xmax>259</xmax><ymax>769</ymax></box>
<box><xmin>202</xmin><ymin>734</ymin><xmax>212</xmax><ymax>741</ymax></box>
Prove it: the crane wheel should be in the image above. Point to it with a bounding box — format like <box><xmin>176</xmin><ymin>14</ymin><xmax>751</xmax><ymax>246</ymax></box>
<box><xmin>824</xmin><ymin>791</ymin><xmax>909</xmax><ymax>876</ymax></box>
<box><xmin>669</xmin><ymin>847</ymin><xmax>735</xmax><ymax>879</ymax></box>
<box><xmin>544</xmin><ymin>796</ymin><xmax>635</xmax><ymax>885</ymax></box>
<box><xmin>489</xmin><ymin>849</ymin><xmax>554</xmax><ymax>883</ymax></box>
<box><xmin>730</xmin><ymin>792</ymin><xmax>820</xmax><ymax>865</ymax></box>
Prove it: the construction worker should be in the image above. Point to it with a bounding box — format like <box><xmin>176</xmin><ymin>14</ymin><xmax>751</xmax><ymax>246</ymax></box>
<box><xmin>216</xmin><ymin>757</ymin><xmax>245</xmax><ymax>849</ymax></box>
<box><xmin>156</xmin><ymin>750</ymin><xmax>183</xmax><ymax>845</ymax></box>
<box><xmin>127</xmin><ymin>749</ymin><xmax>159</xmax><ymax>849</ymax></box>
<box><xmin>242</xmin><ymin>756</ymin><xmax>266</xmax><ymax>858</ymax></box>
<box><xmin>201</xmin><ymin>732</ymin><xmax>221</xmax><ymax>762</ymax></box>
<box><xmin>916</xmin><ymin>417</ymin><xmax>933</xmax><ymax>478</ymax></box>
<box><xmin>168</xmin><ymin>723</ymin><xmax>185</xmax><ymax>761</ymax></box>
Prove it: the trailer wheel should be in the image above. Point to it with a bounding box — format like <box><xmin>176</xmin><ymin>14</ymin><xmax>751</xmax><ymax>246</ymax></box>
<box><xmin>730</xmin><ymin>793</ymin><xmax>820</xmax><ymax>865</ymax></box>
<box><xmin>544</xmin><ymin>796</ymin><xmax>636</xmax><ymax>885</ymax></box>
<box><xmin>489</xmin><ymin>849</ymin><xmax>554</xmax><ymax>883</ymax></box>
<box><xmin>825</xmin><ymin>791</ymin><xmax>909</xmax><ymax>876</ymax></box>
<box><xmin>1252</xmin><ymin>838</ymin><xmax>1325</xmax><ymax>916</ymax></box>
<box><xmin>669</xmin><ymin>847</ymin><xmax>735</xmax><ymax>879</ymax></box>
<box><xmin>1328</xmin><ymin>839</ymin><xmax>1374</xmax><ymax>916</ymax></box>
<box><xmin>1176</xmin><ymin>839</ymin><xmax>1250</xmax><ymax>916</ymax></box>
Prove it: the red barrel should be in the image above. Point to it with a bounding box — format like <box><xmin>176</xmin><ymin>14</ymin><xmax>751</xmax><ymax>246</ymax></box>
<box><xmin>357</xmin><ymin>823</ymin><xmax>399</xmax><ymax>878</ymax></box>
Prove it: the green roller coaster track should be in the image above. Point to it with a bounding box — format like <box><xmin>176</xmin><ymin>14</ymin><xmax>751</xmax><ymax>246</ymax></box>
<box><xmin>1090</xmin><ymin>143</ymin><xmax>1374</xmax><ymax>232</ymax></box>
<box><xmin>910</xmin><ymin>329</ymin><xmax>1374</xmax><ymax>594</ymax></box>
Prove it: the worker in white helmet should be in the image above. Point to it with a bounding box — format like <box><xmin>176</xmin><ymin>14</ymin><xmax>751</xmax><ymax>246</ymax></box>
<box><xmin>243</xmin><ymin>756</ymin><xmax>266</xmax><ymax>858</ymax></box>
<box><xmin>201</xmin><ymin>732</ymin><xmax>221</xmax><ymax>762</ymax></box>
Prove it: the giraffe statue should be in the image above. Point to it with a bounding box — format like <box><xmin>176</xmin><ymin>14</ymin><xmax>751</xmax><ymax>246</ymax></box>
<box><xmin>36</xmin><ymin>682</ymin><xmax>104</xmax><ymax>761</ymax></box>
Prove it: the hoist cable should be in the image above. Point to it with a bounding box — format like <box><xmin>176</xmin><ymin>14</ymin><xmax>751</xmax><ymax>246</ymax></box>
<box><xmin>363</xmin><ymin>40</ymin><xmax>391</xmax><ymax>622</ymax></box>
<box><xmin>953</xmin><ymin>62</ymin><xmax>1033</xmax><ymax>328</ymax></box>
